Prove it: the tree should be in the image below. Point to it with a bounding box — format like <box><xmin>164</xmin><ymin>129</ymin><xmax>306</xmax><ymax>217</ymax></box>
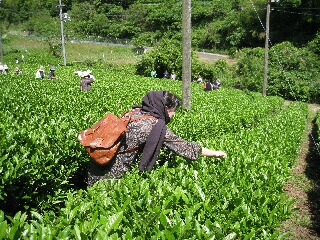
<box><xmin>235</xmin><ymin>42</ymin><xmax>320</xmax><ymax>103</ymax></box>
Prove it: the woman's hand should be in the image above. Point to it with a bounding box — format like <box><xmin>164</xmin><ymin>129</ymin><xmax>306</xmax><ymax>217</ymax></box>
<box><xmin>201</xmin><ymin>147</ymin><xmax>227</xmax><ymax>158</ymax></box>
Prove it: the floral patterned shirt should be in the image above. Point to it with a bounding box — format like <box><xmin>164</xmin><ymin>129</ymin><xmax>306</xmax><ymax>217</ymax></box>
<box><xmin>88</xmin><ymin>111</ymin><xmax>202</xmax><ymax>186</ymax></box>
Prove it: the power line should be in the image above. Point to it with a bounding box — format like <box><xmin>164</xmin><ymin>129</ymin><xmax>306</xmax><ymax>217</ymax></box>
<box><xmin>272</xmin><ymin>7</ymin><xmax>320</xmax><ymax>10</ymax></box>
<box><xmin>271</xmin><ymin>8</ymin><xmax>320</xmax><ymax>18</ymax></box>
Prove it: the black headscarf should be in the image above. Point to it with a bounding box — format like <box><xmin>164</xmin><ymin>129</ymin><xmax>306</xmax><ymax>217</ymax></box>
<box><xmin>135</xmin><ymin>91</ymin><xmax>171</xmax><ymax>171</ymax></box>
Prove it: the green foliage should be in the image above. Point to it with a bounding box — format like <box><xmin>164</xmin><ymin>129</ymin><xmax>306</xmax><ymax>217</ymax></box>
<box><xmin>308</xmin><ymin>31</ymin><xmax>320</xmax><ymax>56</ymax></box>
<box><xmin>135</xmin><ymin>38</ymin><xmax>233</xmax><ymax>83</ymax></box>
<box><xmin>235</xmin><ymin>47</ymin><xmax>264</xmax><ymax>92</ymax></box>
<box><xmin>135</xmin><ymin>38</ymin><xmax>184</xmax><ymax>78</ymax></box>
<box><xmin>45</xmin><ymin>39</ymin><xmax>62</xmax><ymax>58</ymax></box>
<box><xmin>0</xmin><ymin>66</ymin><xmax>308</xmax><ymax>238</ymax></box>
<box><xmin>1</xmin><ymin>0</ymin><xmax>319</xmax><ymax>52</ymax></box>
<box><xmin>235</xmin><ymin>42</ymin><xmax>320</xmax><ymax>103</ymax></box>
<box><xmin>68</xmin><ymin>2</ymin><xmax>112</xmax><ymax>38</ymax></box>
<box><xmin>269</xmin><ymin>42</ymin><xmax>320</xmax><ymax>102</ymax></box>
<box><xmin>23</xmin><ymin>14</ymin><xmax>60</xmax><ymax>38</ymax></box>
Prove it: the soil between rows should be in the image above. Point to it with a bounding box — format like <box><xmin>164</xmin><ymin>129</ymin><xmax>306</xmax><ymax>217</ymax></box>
<box><xmin>279</xmin><ymin>103</ymin><xmax>320</xmax><ymax>239</ymax></box>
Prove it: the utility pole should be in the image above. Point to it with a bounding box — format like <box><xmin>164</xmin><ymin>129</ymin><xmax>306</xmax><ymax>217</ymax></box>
<box><xmin>0</xmin><ymin>0</ymin><xmax>4</xmax><ymax>65</ymax></box>
<box><xmin>263</xmin><ymin>0</ymin><xmax>271</xmax><ymax>97</ymax></box>
<box><xmin>182</xmin><ymin>0</ymin><xmax>192</xmax><ymax>110</ymax></box>
<box><xmin>58</xmin><ymin>0</ymin><xmax>66</xmax><ymax>66</ymax></box>
<box><xmin>0</xmin><ymin>34</ymin><xmax>4</xmax><ymax>65</ymax></box>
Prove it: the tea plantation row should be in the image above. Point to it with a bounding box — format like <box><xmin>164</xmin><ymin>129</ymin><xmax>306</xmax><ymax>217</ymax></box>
<box><xmin>0</xmin><ymin>65</ymin><xmax>309</xmax><ymax>239</ymax></box>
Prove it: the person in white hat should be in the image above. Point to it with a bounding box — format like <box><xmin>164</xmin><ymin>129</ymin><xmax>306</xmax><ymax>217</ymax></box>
<box><xmin>1</xmin><ymin>64</ymin><xmax>8</xmax><ymax>74</ymax></box>
<box><xmin>35</xmin><ymin>66</ymin><xmax>45</xmax><ymax>79</ymax></box>
<box><xmin>73</xmin><ymin>69</ymin><xmax>83</xmax><ymax>77</ymax></box>
<box><xmin>80</xmin><ymin>70</ymin><xmax>95</xmax><ymax>91</ymax></box>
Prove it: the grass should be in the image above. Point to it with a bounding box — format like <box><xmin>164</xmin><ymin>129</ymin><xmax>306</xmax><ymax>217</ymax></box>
<box><xmin>3</xmin><ymin>34</ymin><xmax>233</xmax><ymax>67</ymax></box>
<box><xmin>4</xmin><ymin>35</ymin><xmax>139</xmax><ymax>66</ymax></box>
<box><xmin>65</xmin><ymin>41</ymin><xmax>139</xmax><ymax>65</ymax></box>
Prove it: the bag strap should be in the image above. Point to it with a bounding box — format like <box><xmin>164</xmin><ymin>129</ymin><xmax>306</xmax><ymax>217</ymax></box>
<box><xmin>117</xmin><ymin>108</ymin><xmax>156</xmax><ymax>154</ymax></box>
<box><xmin>121</xmin><ymin>108</ymin><xmax>155</xmax><ymax>123</ymax></box>
<box><xmin>118</xmin><ymin>146</ymin><xmax>140</xmax><ymax>154</ymax></box>
<box><xmin>130</xmin><ymin>115</ymin><xmax>155</xmax><ymax>122</ymax></box>
<box><xmin>120</xmin><ymin>108</ymin><xmax>140</xmax><ymax>120</ymax></box>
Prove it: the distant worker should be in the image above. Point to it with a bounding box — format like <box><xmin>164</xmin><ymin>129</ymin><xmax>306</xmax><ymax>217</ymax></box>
<box><xmin>75</xmin><ymin>69</ymin><xmax>95</xmax><ymax>81</ymax></box>
<box><xmin>36</xmin><ymin>66</ymin><xmax>45</xmax><ymax>79</ymax></box>
<box><xmin>80</xmin><ymin>70</ymin><xmax>95</xmax><ymax>91</ymax></box>
<box><xmin>151</xmin><ymin>69</ymin><xmax>157</xmax><ymax>78</ymax></box>
<box><xmin>15</xmin><ymin>67</ymin><xmax>22</xmax><ymax>75</ymax></box>
<box><xmin>48</xmin><ymin>66</ymin><xmax>57</xmax><ymax>79</ymax></box>
<box><xmin>204</xmin><ymin>80</ymin><xmax>213</xmax><ymax>91</ymax></box>
<box><xmin>171</xmin><ymin>71</ymin><xmax>176</xmax><ymax>80</ymax></box>
<box><xmin>74</xmin><ymin>69</ymin><xmax>83</xmax><ymax>77</ymax></box>
<box><xmin>212</xmin><ymin>78</ymin><xmax>220</xmax><ymax>90</ymax></box>
<box><xmin>0</xmin><ymin>64</ymin><xmax>8</xmax><ymax>74</ymax></box>
<box><xmin>235</xmin><ymin>81</ymin><xmax>241</xmax><ymax>89</ymax></box>
<box><xmin>197</xmin><ymin>75</ymin><xmax>203</xmax><ymax>84</ymax></box>
<box><xmin>163</xmin><ymin>70</ymin><xmax>169</xmax><ymax>79</ymax></box>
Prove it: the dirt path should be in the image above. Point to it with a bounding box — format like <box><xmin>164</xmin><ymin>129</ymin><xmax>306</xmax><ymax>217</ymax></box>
<box><xmin>280</xmin><ymin>103</ymin><xmax>320</xmax><ymax>239</ymax></box>
<box><xmin>197</xmin><ymin>52</ymin><xmax>237</xmax><ymax>65</ymax></box>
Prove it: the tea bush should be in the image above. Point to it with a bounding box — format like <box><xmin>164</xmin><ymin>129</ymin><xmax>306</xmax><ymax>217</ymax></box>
<box><xmin>0</xmin><ymin>63</ymin><xmax>309</xmax><ymax>238</ymax></box>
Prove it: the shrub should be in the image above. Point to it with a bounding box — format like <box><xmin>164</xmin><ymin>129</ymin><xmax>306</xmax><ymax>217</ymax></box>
<box><xmin>307</xmin><ymin>31</ymin><xmax>320</xmax><ymax>56</ymax></box>
<box><xmin>235</xmin><ymin>47</ymin><xmax>264</xmax><ymax>92</ymax></box>
<box><xmin>135</xmin><ymin>38</ymin><xmax>233</xmax><ymax>84</ymax></box>
<box><xmin>135</xmin><ymin>38</ymin><xmax>184</xmax><ymax>79</ymax></box>
<box><xmin>235</xmin><ymin>42</ymin><xmax>320</xmax><ymax>103</ymax></box>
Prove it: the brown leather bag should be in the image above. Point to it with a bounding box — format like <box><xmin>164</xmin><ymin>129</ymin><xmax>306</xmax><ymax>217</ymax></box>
<box><xmin>78</xmin><ymin>109</ymin><xmax>153</xmax><ymax>165</ymax></box>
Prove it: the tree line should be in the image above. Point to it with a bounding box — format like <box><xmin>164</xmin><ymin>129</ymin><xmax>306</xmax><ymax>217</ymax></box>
<box><xmin>0</xmin><ymin>0</ymin><xmax>319</xmax><ymax>52</ymax></box>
